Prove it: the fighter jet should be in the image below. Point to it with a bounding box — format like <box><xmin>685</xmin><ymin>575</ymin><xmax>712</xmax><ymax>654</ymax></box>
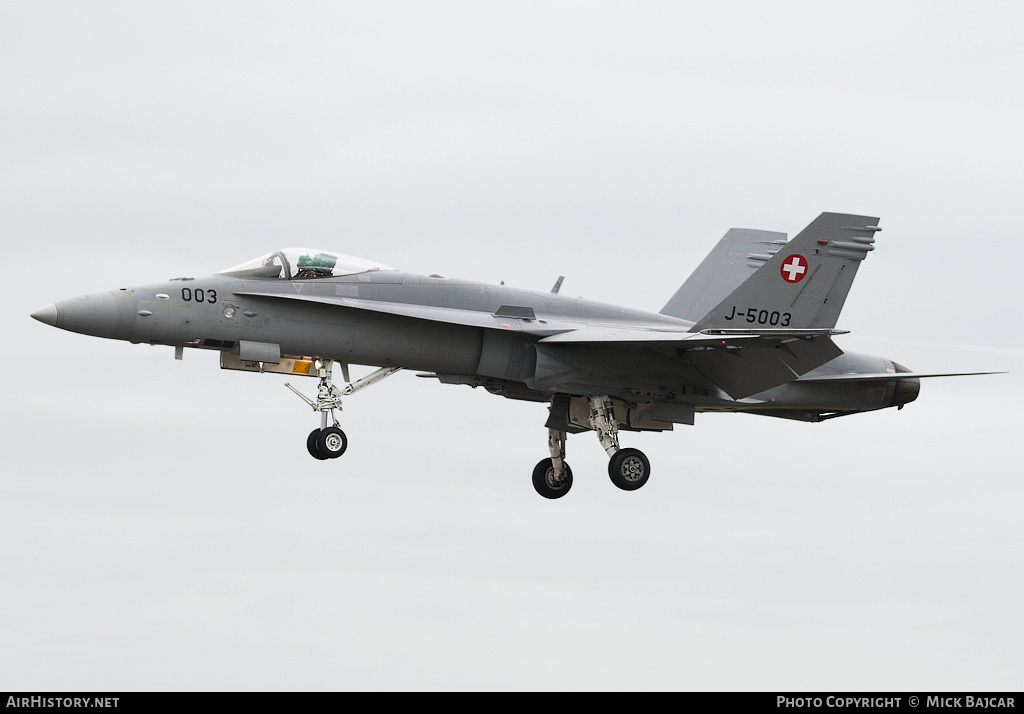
<box><xmin>30</xmin><ymin>212</ymin><xmax>993</xmax><ymax>498</ymax></box>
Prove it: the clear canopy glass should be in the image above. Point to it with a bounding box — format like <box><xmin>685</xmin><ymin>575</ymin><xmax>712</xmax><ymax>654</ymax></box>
<box><xmin>220</xmin><ymin>248</ymin><xmax>395</xmax><ymax>280</ymax></box>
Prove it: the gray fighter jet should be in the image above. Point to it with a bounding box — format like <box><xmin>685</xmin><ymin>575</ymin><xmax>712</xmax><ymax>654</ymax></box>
<box><xmin>30</xmin><ymin>212</ymin><xmax>992</xmax><ymax>498</ymax></box>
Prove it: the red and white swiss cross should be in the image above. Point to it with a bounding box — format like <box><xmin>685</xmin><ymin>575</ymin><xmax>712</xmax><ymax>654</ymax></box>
<box><xmin>780</xmin><ymin>254</ymin><xmax>808</xmax><ymax>283</ymax></box>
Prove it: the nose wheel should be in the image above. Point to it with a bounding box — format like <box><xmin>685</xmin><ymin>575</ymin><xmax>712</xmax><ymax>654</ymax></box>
<box><xmin>307</xmin><ymin>426</ymin><xmax>348</xmax><ymax>460</ymax></box>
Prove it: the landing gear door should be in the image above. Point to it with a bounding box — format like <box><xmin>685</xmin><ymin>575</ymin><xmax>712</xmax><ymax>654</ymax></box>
<box><xmin>220</xmin><ymin>348</ymin><xmax>318</xmax><ymax>377</ymax></box>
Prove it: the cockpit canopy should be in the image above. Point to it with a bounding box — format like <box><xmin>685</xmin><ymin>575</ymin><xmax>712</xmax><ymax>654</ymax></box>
<box><xmin>220</xmin><ymin>248</ymin><xmax>395</xmax><ymax>280</ymax></box>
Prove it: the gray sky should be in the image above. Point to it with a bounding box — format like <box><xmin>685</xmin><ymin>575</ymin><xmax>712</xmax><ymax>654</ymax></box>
<box><xmin>2</xmin><ymin>0</ymin><xmax>1022</xmax><ymax>691</ymax></box>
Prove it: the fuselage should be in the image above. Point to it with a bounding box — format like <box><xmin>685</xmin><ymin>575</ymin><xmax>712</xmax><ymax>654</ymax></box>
<box><xmin>35</xmin><ymin>266</ymin><xmax>919</xmax><ymax>421</ymax></box>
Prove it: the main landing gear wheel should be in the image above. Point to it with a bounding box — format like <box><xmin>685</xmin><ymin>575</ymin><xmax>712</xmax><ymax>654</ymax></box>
<box><xmin>608</xmin><ymin>447</ymin><xmax>650</xmax><ymax>491</ymax></box>
<box><xmin>316</xmin><ymin>426</ymin><xmax>348</xmax><ymax>459</ymax></box>
<box><xmin>532</xmin><ymin>458</ymin><xmax>573</xmax><ymax>499</ymax></box>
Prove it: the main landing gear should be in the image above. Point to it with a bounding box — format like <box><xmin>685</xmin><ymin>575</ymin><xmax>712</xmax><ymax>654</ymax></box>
<box><xmin>286</xmin><ymin>360</ymin><xmax>401</xmax><ymax>461</ymax></box>
<box><xmin>532</xmin><ymin>429</ymin><xmax>573</xmax><ymax>499</ymax></box>
<box><xmin>532</xmin><ymin>396</ymin><xmax>651</xmax><ymax>499</ymax></box>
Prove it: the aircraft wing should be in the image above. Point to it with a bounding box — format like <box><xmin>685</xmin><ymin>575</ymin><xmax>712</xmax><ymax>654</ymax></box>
<box><xmin>538</xmin><ymin>325</ymin><xmax>846</xmax><ymax>343</ymax></box>
<box><xmin>539</xmin><ymin>325</ymin><xmax>733</xmax><ymax>344</ymax></box>
<box><xmin>538</xmin><ymin>326</ymin><xmax>848</xmax><ymax>399</ymax></box>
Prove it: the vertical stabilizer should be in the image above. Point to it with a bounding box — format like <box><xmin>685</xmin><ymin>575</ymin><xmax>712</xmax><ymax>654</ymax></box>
<box><xmin>690</xmin><ymin>212</ymin><xmax>879</xmax><ymax>332</ymax></box>
<box><xmin>661</xmin><ymin>228</ymin><xmax>787</xmax><ymax>322</ymax></box>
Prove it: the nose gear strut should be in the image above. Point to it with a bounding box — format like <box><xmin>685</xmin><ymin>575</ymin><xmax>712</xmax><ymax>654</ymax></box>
<box><xmin>285</xmin><ymin>360</ymin><xmax>401</xmax><ymax>460</ymax></box>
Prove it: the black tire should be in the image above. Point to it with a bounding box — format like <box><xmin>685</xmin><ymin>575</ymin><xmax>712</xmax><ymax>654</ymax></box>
<box><xmin>532</xmin><ymin>458</ymin><xmax>573</xmax><ymax>499</ymax></box>
<box><xmin>307</xmin><ymin>429</ymin><xmax>328</xmax><ymax>460</ymax></box>
<box><xmin>608</xmin><ymin>448</ymin><xmax>650</xmax><ymax>491</ymax></box>
<box><xmin>316</xmin><ymin>426</ymin><xmax>348</xmax><ymax>459</ymax></box>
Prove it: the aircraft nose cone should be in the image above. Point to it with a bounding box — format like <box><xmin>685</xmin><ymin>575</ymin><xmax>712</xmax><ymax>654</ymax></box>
<box><xmin>44</xmin><ymin>290</ymin><xmax>137</xmax><ymax>341</ymax></box>
<box><xmin>31</xmin><ymin>304</ymin><xmax>58</xmax><ymax>326</ymax></box>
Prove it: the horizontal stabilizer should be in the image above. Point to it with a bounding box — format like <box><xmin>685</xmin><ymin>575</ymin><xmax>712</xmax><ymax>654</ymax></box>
<box><xmin>796</xmin><ymin>371</ymin><xmax>1006</xmax><ymax>382</ymax></box>
<box><xmin>680</xmin><ymin>335</ymin><xmax>844</xmax><ymax>398</ymax></box>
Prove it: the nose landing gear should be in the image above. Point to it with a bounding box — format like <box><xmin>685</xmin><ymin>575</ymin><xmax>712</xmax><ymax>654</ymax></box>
<box><xmin>287</xmin><ymin>360</ymin><xmax>400</xmax><ymax>461</ymax></box>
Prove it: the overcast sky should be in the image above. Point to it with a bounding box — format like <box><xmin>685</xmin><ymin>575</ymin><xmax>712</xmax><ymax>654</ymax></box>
<box><xmin>2</xmin><ymin>0</ymin><xmax>1022</xmax><ymax>691</ymax></box>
